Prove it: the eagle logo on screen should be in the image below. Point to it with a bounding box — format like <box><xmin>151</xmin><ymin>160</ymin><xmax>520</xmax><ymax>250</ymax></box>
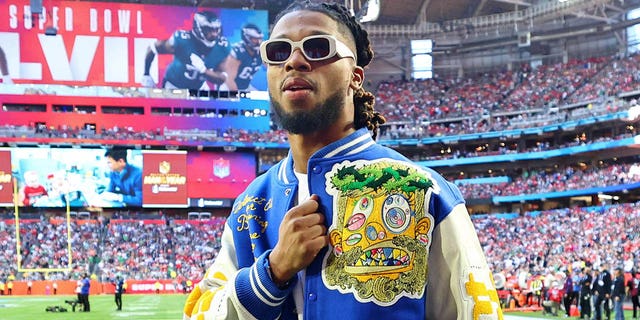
<box><xmin>322</xmin><ymin>159</ymin><xmax>437</xmax><ymax>305</ymax></box>
<box><xmin>159</xmin><ymin>161</ymin><xmax>171</xmax><ymax>174</ymax></box>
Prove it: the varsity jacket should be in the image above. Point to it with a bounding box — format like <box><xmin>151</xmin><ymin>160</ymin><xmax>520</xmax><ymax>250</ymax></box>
<box><xmin>185</xmin><ymin>128</ymin><xmax>501</xmax><ymax>320</ymax></box>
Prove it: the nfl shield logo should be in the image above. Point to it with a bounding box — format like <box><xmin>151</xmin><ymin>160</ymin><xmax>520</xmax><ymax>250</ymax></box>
<box><xmin>159</xmin><ymin>161</ymin><xmax>171</xmax><ymax>174</ymax></box>
<box><xmin>213</xmin><ymin>158</ymin><xmax>230</xmax><ymax>178</ymax></box>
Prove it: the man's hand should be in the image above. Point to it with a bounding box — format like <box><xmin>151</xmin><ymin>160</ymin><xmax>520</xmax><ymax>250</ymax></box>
<box><xmin>268</xmin><ymin>194</ymin><xmax>329</xmax><ymax>286</ymax></box>
<box><xmin>140</xmin><ymin>75</ymin><xmax>156</xmax><ymax>88</ymax></box>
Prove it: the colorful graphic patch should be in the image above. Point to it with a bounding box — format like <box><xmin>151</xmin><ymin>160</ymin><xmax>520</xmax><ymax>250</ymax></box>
<box><xmin>322</xmin><ymin>159</ymin><xmax>437</xmax><ymax>305</ymax></box>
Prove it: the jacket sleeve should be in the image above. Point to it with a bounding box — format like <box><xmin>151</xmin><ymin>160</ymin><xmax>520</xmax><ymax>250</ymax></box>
<box><xmin>122</xmin><ymin>168</ymin><xmax>142</xmax><ymax>207</ymax></box>
<box><xmin>184</xmin><ymin>223</ymin><xmax>295</xmax><ymax>320</ymax></box>
<box><xmin>425</xmin><ymin>204</ymin><xmax>503</xmax><ymax>320</ymax></box>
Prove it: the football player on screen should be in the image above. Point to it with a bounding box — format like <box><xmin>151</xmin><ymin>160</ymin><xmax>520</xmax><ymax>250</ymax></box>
<box><xmin>141</xmin><ymin>11</ymin><xmax>230</xmax><ymax>90</ymax></box>
<box><xmin>219</xmin><ymin>23</ymin><xmax>265</xmax><ymax>92</ymax></box>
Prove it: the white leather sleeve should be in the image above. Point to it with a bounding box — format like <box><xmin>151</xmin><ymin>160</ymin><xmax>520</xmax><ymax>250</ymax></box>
<box><xmin>425</xmin><ymin>204</ymin><xmax>502</xmax><ymax>320</ymax></box>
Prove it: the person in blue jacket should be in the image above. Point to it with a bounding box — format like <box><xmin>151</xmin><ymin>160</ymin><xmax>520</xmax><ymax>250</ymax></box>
<box><xmin>80</xmin><ymin>273</ymin><xmax>91</xmax><ymax>312</ymax></box>
<box><xmin>184</xmin><ymin>1</ymin><xmax>501</xmax><ymax>319</ymax></box>
<box><xmin>101</xmin><ymin>148</ymin><xmax>142</xmax><ymax>207</ymax></box>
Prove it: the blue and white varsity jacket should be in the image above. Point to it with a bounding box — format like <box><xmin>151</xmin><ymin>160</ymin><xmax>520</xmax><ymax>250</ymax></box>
<box><xmin>187</xmin><ymin>128</ymin><xmax>501</xmax><ymax>320</ymax></box>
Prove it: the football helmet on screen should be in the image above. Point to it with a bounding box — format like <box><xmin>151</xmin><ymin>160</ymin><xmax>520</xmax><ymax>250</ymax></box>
<box><xmin>241</xmin><ymin>23</ymin><xmax>263</xmax><ymax>52</ymax></box>
<box><xmin>192</xmin><ymin>11</ymin><xmax>222</xmax><ymax>47</ymax></box>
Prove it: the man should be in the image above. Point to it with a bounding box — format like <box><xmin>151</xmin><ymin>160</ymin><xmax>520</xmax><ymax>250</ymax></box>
<box><xmin>101</xmin><ymin>148</ymin><xmax>142</xmax><ymax>207</ymax></box>
<box><xmin>628</xmin><ymin>269</ymin><xmax>640</xmax><ymax>320</ymax></box>
<box><xmin>611</xmin><ymin>268</ymin><xmax>625</xmax><ymax>320</ymax></box>
<box><xmin>141</xmin><ymin>11</ymin><xmax>230</xmax><ymax>90</ymax></box>
<box><xmin>542</xmin><ymin>281</ymin><xmax>563</xmax><ymax>316</ymax></box>
<box><xmin>592</xmin><ymin>264</ymin><xmax>612</xmax><ymax>320</ymax></box>
<box><xmin>80</xmin><ymin>273</ymin><xmax>90</xmax><ymax>312</ymax></box>
<box><xmin>580</xmin><ymin>266</ymin><xmax>593</xmax><ymax>319</ymax></box>
<box><xmin>113</xmin><ymin>275</ymin><xmax>124</xmax><ymax>311</ymax></box>
<box><xmin>563</xmin><ymin>269</ymin><xmax>577</xmax><ymax>317</ymax></box>
<box><xmin>220</xmin><ymin>23</ymin><xmax>264</xmax><ymax>92</ymax></box>
<box><xmin>183</xmin><ymin>2</ymin><xmax>501</xmax><ymax>319</ymax></box>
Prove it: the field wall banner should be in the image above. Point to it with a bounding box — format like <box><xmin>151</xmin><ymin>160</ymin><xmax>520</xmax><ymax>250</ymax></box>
<box><xmin>0</xmin><ymin>0</ymin><xmax>268</xmax><ymax>89</ymax></box>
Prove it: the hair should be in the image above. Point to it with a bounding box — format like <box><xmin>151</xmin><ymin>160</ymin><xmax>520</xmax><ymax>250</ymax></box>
<box><xmin>105</xmin><ymin>148</ymin><xmax>128</xmax><ymax>163</ymax></box>
<box><xmin>275</xmin><ymin>0</ymin><xmax>386</xmax><ymax>139</ymax></box>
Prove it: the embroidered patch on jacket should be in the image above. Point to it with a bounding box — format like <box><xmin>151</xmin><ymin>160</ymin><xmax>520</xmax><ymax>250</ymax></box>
<box><xmin>322</xmin><ymin>159</ymin><xmax>437</xmax><ymax>305</ymax></box>
<box><xmin>462</xmin><ymin>267</ymin><xmax>503</xmax><ymax>320</ymax></box>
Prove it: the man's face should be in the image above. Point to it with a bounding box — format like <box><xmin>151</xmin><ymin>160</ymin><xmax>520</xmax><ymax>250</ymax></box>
<box><xmin>266</xmin><ymin>10</ymin><xmax>358</xmax><ymax>135</ymax></box>
<box><xmin>106</xmin><ymin>156</ymin><xmax>125</xmax><ymax>173</ymax></box>
<box><xmin>203</xmin><ymin>26</ymin><xmax>220</xmax><ymax>42</ymax></box>
<box><xmin>246</xmin><ymin>36</ymin><xmax>263</xmax><ymax>52</ymax></box>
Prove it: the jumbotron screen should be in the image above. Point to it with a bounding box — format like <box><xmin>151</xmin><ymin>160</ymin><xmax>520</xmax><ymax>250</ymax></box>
<box><xmin>0</xmin><ymin>0</ymin><xmax>268</xmax><ymax>90</ymax></box>
<box><xmin>0</xmin><ymin>147</ymin><xmax>256</xmax><ymax>208</ymax></box>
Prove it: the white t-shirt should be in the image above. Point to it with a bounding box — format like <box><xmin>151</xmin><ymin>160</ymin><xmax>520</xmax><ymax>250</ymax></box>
<box><xmin>293</xmin><ymin>170</ymin><xmax>309</xmax><ymax>320</ymax></box>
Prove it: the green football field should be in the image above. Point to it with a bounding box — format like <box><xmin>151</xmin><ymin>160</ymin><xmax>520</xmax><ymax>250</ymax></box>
<box><xmin>0</xmin><ymin>294</ymin><xmax>186</xmax><ymax>320</ymax></box>
<box><xmin>1</xmin><ymin>294</ymin><xmax>637</xmax><ymax>319</ymax></box>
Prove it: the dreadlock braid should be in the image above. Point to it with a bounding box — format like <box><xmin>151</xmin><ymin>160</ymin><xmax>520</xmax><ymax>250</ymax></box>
<box><xmin>275</xmin><ymin>0</ymin><xmax>387</xmax><ymax>139</ymax></box>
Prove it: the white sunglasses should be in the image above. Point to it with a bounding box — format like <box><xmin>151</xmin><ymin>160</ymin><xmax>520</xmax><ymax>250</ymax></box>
<box><xmin>260</xmin><ymin>34</ymin><xmax>356</xmax><ymax>64</ymax></box>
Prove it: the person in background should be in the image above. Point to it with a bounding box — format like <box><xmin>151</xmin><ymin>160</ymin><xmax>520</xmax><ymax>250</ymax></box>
<box><xmin>580</xmin><ymin>266</ymin><xmax>593</xmax><ymax>320</ymax></box>
<box><xmin>101</xmin><ymin>148</ymin><xmax>142</xmax><ymax>207</ymax></box>
<box><xmin>611</xmin><ymin>267</ymin><xmax>625</xmax><ymax>320</ymax></box>
<box><xmin>563</xmin><ymin>269</ymin><xmax>576</xmax><ymax>317</ymax></box>
<box><xmin>542</xmin><ymin>281</ymin><xmax>563</xmax><ymax>316</ymax></box>
<box><xmin>80</xmin><ymin>273</ymin><xmax>91</xmax><ymax>312</ymax></box>
<box><xmin>113</xmin><ymin>275</ymin><xmax>124</xmax><ymax>311</ymax></box>
<box><xmin>592</xmin><ymin>264</ymin><xmax>612</xmax><ymax>320</ymax></box>
<box><xmin>183</xmin><ymin>1</ymin><xmax>501</xmax><ymax>319</ymax></box>
<box><xmin>627</xmin><ymin>269</ymin><xmax>640</xmax><ymax>320</ymax></box>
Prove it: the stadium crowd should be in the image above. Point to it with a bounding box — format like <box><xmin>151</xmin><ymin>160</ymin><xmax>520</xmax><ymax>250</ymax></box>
<box><xmin>1</xmin><ymin>201</ymin><xmax>638</xmax><ymax>309</ymax></box>
<box><xmin>456</xmin><ymin>163</ymin><xmax>640</xmax><ymax>199</ymax></box>
<box><xmin>2</xmin><ymin>53</ymin><xmax>640</xmax><ymax>145</ymax></box>
<box><xmin>475</xmin><ymin>203</ymin><xmax>640</xmax><ymax>274</ymax></box>
<box><xmin>0</xmin><ymin>215</ymin><xmax>226</xmax><ymax>286</ymax></box>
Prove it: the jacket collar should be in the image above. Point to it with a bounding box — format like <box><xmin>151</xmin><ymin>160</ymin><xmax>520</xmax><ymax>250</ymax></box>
<box><xmin>277</xmin><ymin>128</ymin><xmax>376</xmax><ymax>184</ymax></box>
